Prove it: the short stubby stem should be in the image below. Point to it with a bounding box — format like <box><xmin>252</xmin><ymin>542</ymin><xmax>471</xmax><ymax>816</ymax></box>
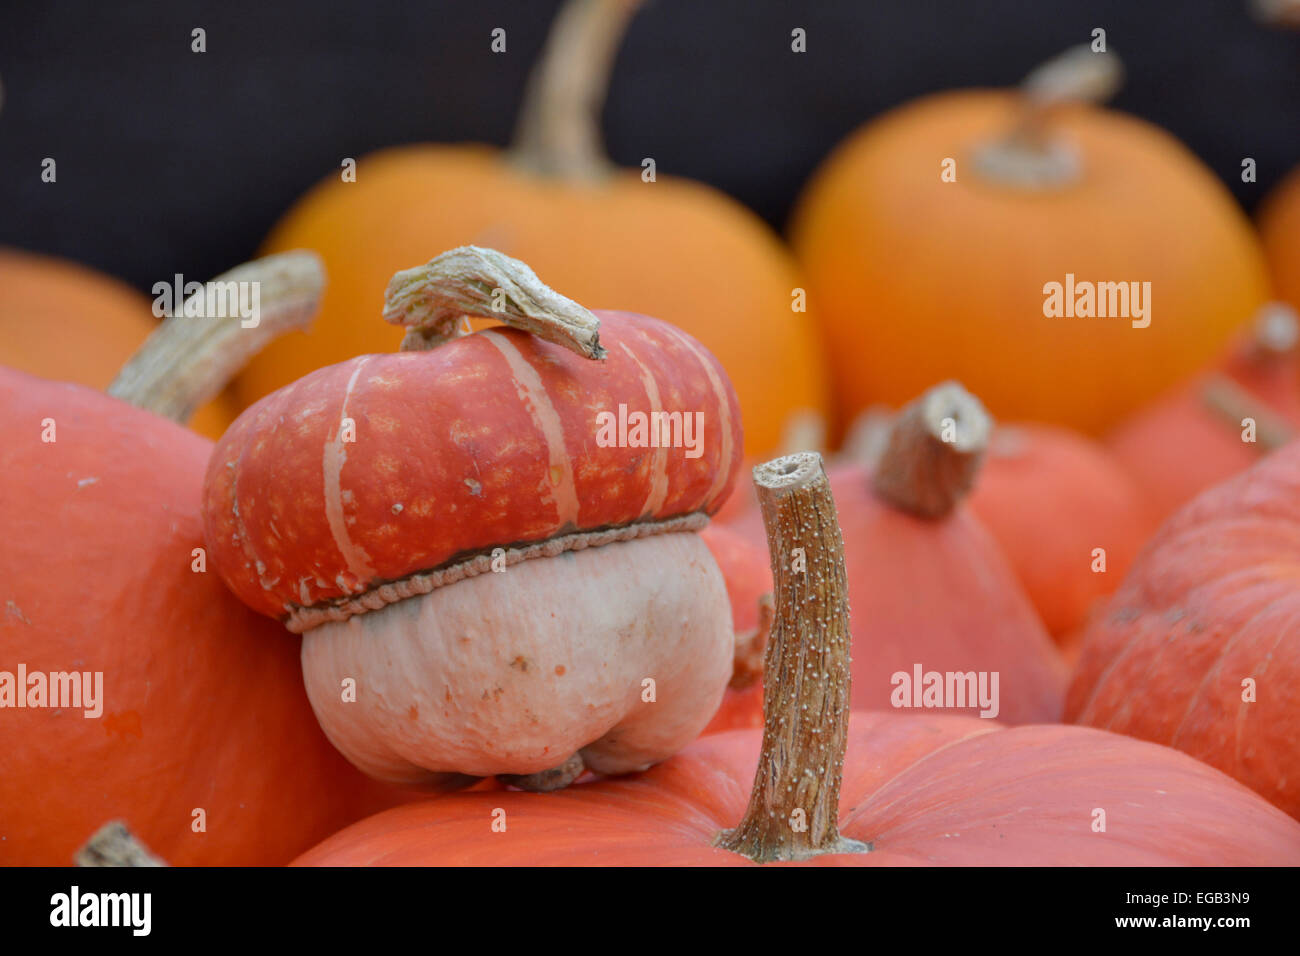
<box><xmin>971</xmin><ymin>44</ymin><xmax>1123</xmax><ymax>189</ymax></box>
<box><xmin>75</xmin><ymin>821</ymin><xmax>168</xmax><ymax>867</ymax></box>
<box><xmin>871</xmin><ymin>381</ymin><xmax>991</xmax><ymax>519</ymax></box>
<box><xmin>714</xmin><ymin>452</ymin><xmax>868</xmax><ymax>863</ymax></box>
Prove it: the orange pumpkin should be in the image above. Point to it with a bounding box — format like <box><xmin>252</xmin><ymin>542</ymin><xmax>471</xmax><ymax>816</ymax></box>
<box><xmin>0</xmin><ymin>247</ymin><xmax>236</xmax><ymax>439</ymax></box>
<box><xmin>699</xmin><ymin>522</ymin><xmax>772</xmax><ymax>736</ymax></box>
<box><xmin>791</xmin><ymin>45</ymin><xmax>1270</xmax><ymax>437</ymax></box>
<box><xmin>0</xmin><ymin>253</ymin><xmax>418</xmax><ymax>865</ymax></box>
<box><xmin>238</xmin><ymin>0</ymin><xmax>829</xmax><ymax>458</ymax></box>
<box><xmin>1067</xmin><ymin>439</ymin><xmax>1300</xmax><ymax>820</ymax></box>
<box><xmin>1106</xmin><ymin>302</ymin><xmax>1300</xmax><ymax>522</ymax></box>
<box><xmin>295</xmin><ymin>453</ymin><xmax>1300</xmax><ymax>866</ymax></box>
<box><xmin>716</xmin><ymin>384</ymin><xmax>1067</xmax><ymax>731</ymax></box>
<box><xmin>968</xmin><ymin>422</ymin><xmax>1155</xmax><ymax>637</ymax></box>
<box><xmin>1260</xmin><ymin>163</ymin><xmax>1300</xmax><ymax>314</ymax></box>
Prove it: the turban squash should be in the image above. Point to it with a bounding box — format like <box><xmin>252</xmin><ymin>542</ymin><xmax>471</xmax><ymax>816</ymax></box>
<box><xmin>790</xmin><ymin>44</ymin><xmax>1269</xmax><ymax>437</ymax></box>
<box><xmin>203</xmin><ymin>247</ymin><xmax>743</xmax><ymax>789</ymax></box>
<box><xmin>295</xmin><ymin>453</ymin><xmax>1300</xmax><ymax>866</ymax></box>
<box><xmin>1067</xmin><ymin>440</ymin><xmax>1300</xmax><ymax>820</ymax></box>
<box><xmin>239</xmin><ymin>0</ymin><xmax>829</xmax><ymax>458</ymax></box>
<box><xmin>0</xmin><ymin>253</ymin><xmax>415</xmax><ymax>866</ymax></box>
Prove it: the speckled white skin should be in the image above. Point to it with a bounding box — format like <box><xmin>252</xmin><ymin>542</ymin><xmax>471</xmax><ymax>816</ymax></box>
<box><xmin>301</xmin><ymin>532</ymin><xmax>733</xmax><ymax>784</ymax></box>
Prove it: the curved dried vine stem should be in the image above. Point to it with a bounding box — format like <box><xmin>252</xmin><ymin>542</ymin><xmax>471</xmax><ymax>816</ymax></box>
<box><xmin>510</xmin><ymin>0</ymin><xmax>644</xmax><ymax>179</ymax></box>
<box><xmin>383</xmin><ymin>246</ymin><xmax>605</xmax><ymax>359</ymax></box>
<box><xmin>715</xmin><ymin>452</ymin><xmax>868</xmax><ymax>863</ymax></box>
<box><xmin>108</xmin><ymin>250</ymin><xmax>325</xmax><ymax>424</ymax></box>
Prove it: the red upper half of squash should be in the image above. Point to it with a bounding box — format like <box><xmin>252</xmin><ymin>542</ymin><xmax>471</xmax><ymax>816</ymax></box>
<box><xmin>203</xmin><ymin>310</ymin><xmax>743</xmax><ymax>620</ymax></box>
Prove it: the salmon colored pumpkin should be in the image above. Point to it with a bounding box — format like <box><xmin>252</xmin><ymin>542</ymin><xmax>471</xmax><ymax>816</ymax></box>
<box><xmin>1106</xmin><ymin>303</ymin><xmax>1300</xmax><ymax>522</ymax></box>
<box><xmin>699</xmin><ymin>522</ymin><xmax>772</xmax><ymax>735</ymax></box>
<box><xmin>716</xmin><ymin>384</ymin><xmax>1067</xmax><ymax>731</ymax></box>
<box><xmin>1067</xmin><ymin>440</ymin><xmax>1300</xmax><ymax>820</ymax></box>
<box><xmin>1260</xmin><ymin>164</ymin><xmax>1300</xmax><ymax>315</ymax></box>
<box><xmin>968</xmin><ymin>423</ymin><xmax>1155</xmax><ymax>637</ymax></box>
<box><xmin>0</xmin><ymin>247</ymin><xmax>236</xmax><ymax>440</ymax></box>
<box><xmin>791</xmin><ymin>45</ymin><xmax>1270</xmax><ymax>437</ymax></box>
<box><xmin>296</xmin><ymin>453</ymin><xmax>1300</xmax><ymax>866</ymax></box>
<box><xmin>239</xmin><ymin>0</ymin><xmax>828</xmax><ymax>458</ymax></box>
<box><xmin>0</xmin><ymin>253</ymin><xmax>417</xmax><ymax>866</ymax></box>
<box><xmin>203</xmin><ymin>247</ymin><xmax>744</xmax><ymax>791</ymax></box>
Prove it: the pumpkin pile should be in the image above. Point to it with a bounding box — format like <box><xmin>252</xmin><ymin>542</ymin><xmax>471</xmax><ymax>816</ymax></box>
<box><xmin>4</xmin><ymin>0</ymin><xmax>1300</xmax><ymax>871</ymax></box>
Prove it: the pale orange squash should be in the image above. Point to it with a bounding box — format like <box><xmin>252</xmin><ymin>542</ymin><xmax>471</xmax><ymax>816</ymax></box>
<box><xmin>1260</xmin><ymin>165</ymin><xmax>1300</xmax><ymax>319</ymax></box>
<box><xmin>791</xmin><ymin>45</ymin><xmax>1270</xmax><ymax>437</ymax></box>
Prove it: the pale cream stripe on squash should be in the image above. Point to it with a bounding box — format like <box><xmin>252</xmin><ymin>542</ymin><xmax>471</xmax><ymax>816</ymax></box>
<box><xmin>658</xmin><ymin>324</ymin><xmax>735</xmax><ymax>507</ymax></box>
<box><xmin>618</xmin><ymin>340</ymin><xmax>670</xmax><ymax>518</ymax></box>
<box><xmin>322</xmin><ymin>357</ymin><xmax>379</xmax><ymax>590</ymax></box>
<box><xmin>481</xmin><ymin>330</ymin><xmax>581</xmax><ymax>528</ymax></box>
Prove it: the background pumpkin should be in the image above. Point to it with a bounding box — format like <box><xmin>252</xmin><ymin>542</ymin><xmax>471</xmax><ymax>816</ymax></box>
<box><xmin>237</xmin><ymin>0</ymin><xmax>829</xmax><ymax>458</ymax></box>
<box><xmin>1067</xmin><ymin>439</ymin><xmax>1300</xmax><ymax>820</ymax></box>
<box><xmin>0</xmin><ymin>253</ymin><xmax>419</xmax><ymax>865</ymax></box>
<box><xmin>791</xmin><ymin>45</ymin><xmax>1271</xmax><ymax>438</ymax></box>
<box><xmin>716</xmin><ymin>384</ymin><xmax>1067</xmax><ymax>730</ymax></box>
<box><xmin>1106</xmin><ymin>302</ymin><xmax>1300</xmax><ymax>522</ymax></box>
<box><xmin>1260</xmin><ymin>162</ymin><xmax>1300</xmax><ymax>315</ymax></box>
<box><xmin>295</xmin><ymin>453</ymin><xmax>1300</xmax><ymax>867</ymax></box>
<box><xmin>0</xmin><ymin>247</ymin><xmax>236</xmax><ymax>439</ymax></box>
<box><xmin>968</xmin><ymin>422</ymin><xmax>1155</xmax><ymax>638</ymax></box>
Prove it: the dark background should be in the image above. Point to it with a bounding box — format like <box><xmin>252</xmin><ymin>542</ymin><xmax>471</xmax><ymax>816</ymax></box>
<box><xmin>1</xmin><ymin>0</ymin><xmax>1297</xmax><ymax>292</ymax></box>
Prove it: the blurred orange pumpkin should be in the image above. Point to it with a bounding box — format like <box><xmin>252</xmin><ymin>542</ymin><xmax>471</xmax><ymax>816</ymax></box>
<box><xmin>1260</xmin><ymin>165</ymin><xmax>1300</xmax><ymax>319</ymax></box>
<box><xmin>240</xmin><ymin>0</ymin><xmax>829</xmax><ymax>457</ymax></box>
<box><xmin>1106</xmin><ymin>303</ymin><xmax>1300</xmax><ymax>522</ymax></box>
<box><xmin>969</xmin><ymin>422</ymin><xmax>1155</xmax><ymax>637</ymax></box>
<box><xmin>791</xmin><ymin>45</ymin><xmax>1270</xmax><ymax>437</ymax></box>
<box><xmin>0</xmin><ymin>247</ymin><xmax>236</xmax><ymax>439</ymax></box>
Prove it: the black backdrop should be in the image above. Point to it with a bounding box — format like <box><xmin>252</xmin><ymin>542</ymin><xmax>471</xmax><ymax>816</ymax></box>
<box><xmin>1</xmin><ymin>0</ymin><xmax>1298</xmax><ymax>292</ymax></box>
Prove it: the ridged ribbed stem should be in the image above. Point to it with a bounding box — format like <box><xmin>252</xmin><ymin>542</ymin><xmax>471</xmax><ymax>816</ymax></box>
<box><xmin>715</xmin><ymin>452</ymin><xmax>867</xmax><ymax>863</ymax></box>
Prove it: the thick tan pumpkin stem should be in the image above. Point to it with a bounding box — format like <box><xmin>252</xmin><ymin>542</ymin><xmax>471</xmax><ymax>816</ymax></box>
<box><xmin>715</xmin><ymin>452</ymin><xmax>868</xmax><ymax>863</ymax></box>
<box><xmin>108</xmin><ymin>251</ymin><xmax>324</xmax><ymax>424</ymax></box>
<box><xmin>384</xmin><ymin>246</ymin><xmax>606</xmax><ymax>359</ymax></box>
<box><xmin>973</xmin><ymin>44</ymin><xmax>1123</xmax><ymax>188</ymax></box>
<box><xmin>872</xmin><ymin>381</ymin><xmax>991</xmax><ymax>519</ymax></box>
<box><xmin>1201</xmin><ymin>375</ymin><xmax>1294</xmax><ymax>452</ymax></box>
<box><xmin>74</xmin><ymin>821</ymin><xmax>168</xmax><ymax>867</ymax></box>
<box><xmin>510</xmin><ymin>0</ymin><xmax>643</xmax><ymax>180</ymax></box>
